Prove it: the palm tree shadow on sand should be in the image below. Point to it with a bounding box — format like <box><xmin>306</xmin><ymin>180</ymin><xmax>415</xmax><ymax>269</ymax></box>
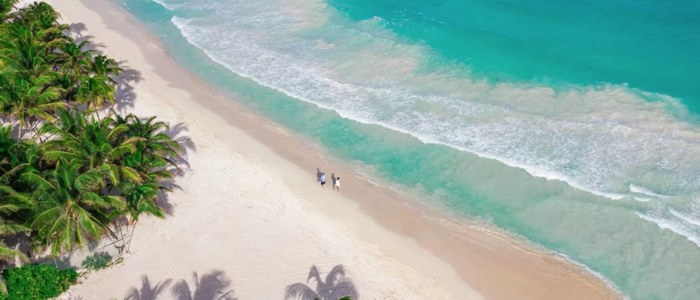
<box><xmin>124</xmin><ymin>270</ymin><xmax>236</xmax><ymax>300</ymax></box>
<box><xmin>170</xmin><ymin>270</ymin><xmax>237</xmax><ymax>300</ymax></box>
<box><xmin>285</xmin><ymin>265</ymin><xmax>359</xmax><ymax>300</ymax></box>
<box><xmin>124</xmin><ymin>276</ymin><xmax>172</xmax><ymax>300</ymax></box>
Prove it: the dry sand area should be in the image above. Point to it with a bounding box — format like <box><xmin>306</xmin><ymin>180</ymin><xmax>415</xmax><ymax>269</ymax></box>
<box><xmin>46</xmin><ymin>0</ymin><xmax>622</xmax><ymax>299</ymax></box>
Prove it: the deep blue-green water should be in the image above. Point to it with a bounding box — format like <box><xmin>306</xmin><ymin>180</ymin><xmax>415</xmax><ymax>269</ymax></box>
<box><xmin>327</xmin><ymin>0</ymin><xmax>700</xmax><ymax>114</ymax></box>
<box><xmin>118</xmin><ymin>0</ymin><xmax>700</xmax><ymax>298</ymax></box>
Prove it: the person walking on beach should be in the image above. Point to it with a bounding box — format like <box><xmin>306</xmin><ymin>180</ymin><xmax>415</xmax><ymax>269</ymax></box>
<box><xmin>331</xmin><ymin>173</ymin><xmax>337</xmax><ymax>188</ymax></box>
<box><xmin>334</xmin><ymin>176</ymin><xmax>341</xmax><ymax>192</ymax></box>
<box><xmin>316</xmin><ymin>168</ymin><xmax>323</xmax><ymax>183</ymax></box>
<box><xmin>320</xmin><ymin>173</ymin><xmax>327</xmax><ymax>189</ymax></box>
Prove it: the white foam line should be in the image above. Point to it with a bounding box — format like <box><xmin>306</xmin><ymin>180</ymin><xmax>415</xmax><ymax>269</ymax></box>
<box><xmin>637</xmin><ymin>212</ymin><xmax>700</xmax><ymax>247</ymax></box>
<box><xmin>629</xmin><ymin>184</ymin><xmax>671</xmax><ymax>198</ymax></box>
<box><xmin>152</xmin><ymin>0</ymin><xmax>177</xmax><ymax>10</ymax></box>
<box><xmin>670</xmin><ymin>208</ymin><xmax>700</xmax><ymax>227</ymax></box>
<box><xmin>632</xmin><ymin>196</ymin><xmax>652</xmax><ymax>202</ymax></box>
<box><xmin>171</xmin><ymin>16</ymin><xmax>629</xmax><ymax>201</ymax></box>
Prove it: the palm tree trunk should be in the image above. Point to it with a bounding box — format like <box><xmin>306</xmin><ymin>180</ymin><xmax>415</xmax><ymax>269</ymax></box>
<box><xmin>115</xmin><ymin>222</ymin><xmax>123</xmax><ymax>254</ymax></box>
<box><xmin>127</xmin><ymin>221</ymin><xmax>138</xmax><ymax>253</ymax></box>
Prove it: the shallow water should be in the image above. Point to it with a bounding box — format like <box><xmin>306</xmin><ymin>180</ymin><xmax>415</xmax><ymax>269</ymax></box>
<box><xmin>120</xmin><ymin>0</ymin><xmax>700</xmax><ymax>298</ymax></box>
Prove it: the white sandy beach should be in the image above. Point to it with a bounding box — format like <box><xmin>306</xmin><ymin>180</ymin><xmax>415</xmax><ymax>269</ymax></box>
<box><xmin>46</xmin><ymin>0</ymin><xmax>622</xmax><ymax>299</ymax></box>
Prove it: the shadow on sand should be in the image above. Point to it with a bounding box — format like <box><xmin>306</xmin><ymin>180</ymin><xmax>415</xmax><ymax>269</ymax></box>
<box><xmin>125</xmin><ymin>270</ymin><xmax>236</xmax><ymax>300</ymax></box>
<box><xmin>285</xmin><ymin>265</ymin><xmax>359</xmax><ymax>300</ymax></box>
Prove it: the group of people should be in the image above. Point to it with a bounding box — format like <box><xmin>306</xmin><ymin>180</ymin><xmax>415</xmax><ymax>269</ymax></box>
<box><xmin>316</xmin><ymin>168</ymin><xmax>340</xmax><ymax>191</ymax></box>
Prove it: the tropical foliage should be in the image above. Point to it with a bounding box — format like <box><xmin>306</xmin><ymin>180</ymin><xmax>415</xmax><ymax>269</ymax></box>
<box><xmin>0</xmin><ymin>0</ymin><xmax>185</xmax><ymax>294</ymax></box>
<box><xmin>1</xmin><ymin>263</ymin><xmax>78</xmax><ymax>300</ymax></box>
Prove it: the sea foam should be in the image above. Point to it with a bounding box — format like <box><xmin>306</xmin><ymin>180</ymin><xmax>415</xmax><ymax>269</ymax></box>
<box><xmin>166</xmin><ymin>0</ymin><xmax>700</xmax><ymax>208</ymax></box>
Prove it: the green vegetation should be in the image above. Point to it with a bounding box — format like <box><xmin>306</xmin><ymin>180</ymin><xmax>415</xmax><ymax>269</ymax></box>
<box><xmin>0</xmin><ymin>0</ymin><xmax>185</xmax><ymax>297</ymax></box>
<box><xmin>1</xmin><ymin>264</ymin><xmax>77</xmax><ymax>300</ymax></box>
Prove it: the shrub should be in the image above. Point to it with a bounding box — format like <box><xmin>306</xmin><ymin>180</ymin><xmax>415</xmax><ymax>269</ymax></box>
<box><xmin>1</xmin><ymin>264</ymin><xmax>78</xmax><ymax>300</ymax></box>
<box><xmin>81</xmin><ymin>252</ymin><xmax>113</xmax><ymax>271</ymax></box>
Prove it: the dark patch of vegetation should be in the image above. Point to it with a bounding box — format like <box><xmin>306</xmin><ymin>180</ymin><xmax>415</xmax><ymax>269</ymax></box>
<box><xmin>1</xmin><ymin>264</ymin><xmax>77</xmax><ymax>300</ymax></box>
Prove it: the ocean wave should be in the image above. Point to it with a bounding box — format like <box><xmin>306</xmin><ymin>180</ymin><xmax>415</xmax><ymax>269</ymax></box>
<box><xmin>151</xmin><ymin>0</ymin><xmax>177</xmax><ymax>10</ymax></box>
<box><xmin>630</xmin><ymin>184</ymin><xmax>672</xmax><ymax>198</ymax></box>
<box><xmin>670</xmin><ymin>208</ymin><xmax>700</xmax><ymax>227</ymax></box>
<box><xmin>166</xmin><ymin>0</ymin><xmax>700</xmax><ymax>245</ymax></box>
<box><xmin>637</xmin><ymin>212</ymin><xmax>700</xmax><ymax>247</ymax></box>
<box><xmin>172</xmin><ymin>1</ymin><xmax>700</xmax><ymax>199</ymax></box>
<box><xmin>151</xmin><ymin>0</ymin><xmax>197</xmax><ymax>11</ymax></box>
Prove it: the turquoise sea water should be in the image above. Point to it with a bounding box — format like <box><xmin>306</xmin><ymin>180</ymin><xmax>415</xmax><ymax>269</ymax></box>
<box><xmin>118</xmin><ymin>0</ymin><xmax>700</xmax><ymax>298</ymax></box>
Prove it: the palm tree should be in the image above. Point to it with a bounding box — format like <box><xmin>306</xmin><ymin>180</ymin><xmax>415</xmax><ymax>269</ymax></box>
<box><xmin>0</xmin><ymin>191</ymin><xmax>29</xmax><ymax>263</ymax></box>
<box><xmin>0</xmin><ymin>73</ymin><xmax>64</xmax><ymax>137</ymax></box>
<box><xmin>55</xmin><ymin>40</ymin><xmax>94</xmax><ymax>77</ymax></box>
<box><xmin>75</xmin><ymin>73</ymin><xmax>116</xmax><ymax>110</ymax></box>
<box><xmin>107</xmin><ymin>114</ymin><xmax>183</xmax><ymax>220</ymax></box>
<box><xmin>0</xmin><ymin>182</ymin><xmax>30</xmax><ymax>295</ymax></box>
<box><xmin>40</xmin><ymin>109</ymin><xmax>143</xmax><ymax>183</ymax></box>
<box><xmin>0</xmin><ymin>0</ymin><xmax>19</xmax><ymax>23</ymax></box>
<box><xmin>0</xmin><ymin>213</ymin><xmax>27</xmax><ymax>296</ymax></box>
<box><xmin>171</xmin><ymin>271</ymin><xmax>237</xmax><ymax>300</ymax></box>
<box><xmin>0</xmin><ymin>125</ymin><xmax>44</xmax><ymax>180</ymax></box>
<box><xmin>25</xmin><ymin>158</ymin><xmax>125</xmax><ymax>256</ymax></box>
<box><xmin>91</xmin><ymin>54</ymin><xmax>123</xmax><ymax>81</ymax></box>
<box><xmin>0</xmin><ymin>0</ymin><xmax>186</xmax><ymax>267</ymax></box>
<box><xmin>16</xmin><ymin>1</ymin><xmax>61</xmax><ymax>31</ymax></box>
<box><xmin>0</xmin><ymin>22</ymin><xmax>52</xmax><ymax>77</ymax></box>
<box><xmin>0</xmin><ymin>125</ymin><xmax>18</xmax><ymax>171</ymax></box>
<box><xmin>119</xmin><ymin>114</ymin><xmax>183</xmax><ymax>178</ymax></box>
<box><xmin>285</xmin><ymin>265</ymin><xmax>358</xmax><ymax>300</ymax></box>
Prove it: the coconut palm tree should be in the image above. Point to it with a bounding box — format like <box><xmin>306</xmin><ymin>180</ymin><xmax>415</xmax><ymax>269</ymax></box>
<box><xmin>0</xmin><ymin>21</ymin><xmax>55</xmax><ymax>76</ymax></box>
<box><xmin>0</xmin><ymin>192</ymin><xmax>29</xmax><ymax>263</ymax></box>
<box><xmin>0</xmin><ymin>198</ymin><xmax>28</xmax><ymax>295</ymax></box>
<box><xmin>26</xmin><ymin>158</ymin><xmax>125</xmax><ymax>256</ymax></box>
<box><xmin>75</xmin><ymin>73</ymin><xmax>116</xmax><ymax>110</ymax></box>
<box><xmin>0</xmin><ymin>0</ymin><xmax>186</xmax><ymax>266</ymax></box>
<box><xmin>0</xmin><ymin>73</ymin><xmax>64</xmax><ymax>137</ymax></box>
<box><xmin>0</xmin><ymin>125</ymin><xmax>18</xmax><ymax>171</ymax></box>
<box><xmin>39</xmin><ymin>109</ymin><xmax>143</xmax><ymax>184</ymax></box>
<box><xmin>0</xmin><ymin>168</ymin><xmax>31</xmax><ymax>295</ymax></box>
<box><xmin>0</xmin><ymin>125</ymin><xmax>44</xmax><ymax>180</ymax></box>
<box><xmin>16</xmin><ymin>1</ymin><xmax>61</xmax><ymax>31</ymax></box>
<box><xmin>55</xmin><ymin>40</ymin><xmax>94</xmax><ymax>77</ymax></box>
<box><xmin>285</xmin><ymin>265</ymin><xmax>358</xmax><ymax>300</ymax></box>
<box><xmin>0</xmin><ymin>0</ymin><xmax>19</xmax><ymax>23</ymax></box>
<box><xmin>119</xmin><ymin>114</ymin><xmax>183</xmax><ymax>178</ymax></box>
<box><xmin>91</xmin><ymin>54</ymin><xmax>123</xmax><ymax>81</ymax></box>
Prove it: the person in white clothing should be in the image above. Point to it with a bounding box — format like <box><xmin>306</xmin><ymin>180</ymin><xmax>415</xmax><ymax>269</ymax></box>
<box><xmin>334</xmin><ymin>177</ymin><xmax>341</xmax><ymax>192</ymax></box>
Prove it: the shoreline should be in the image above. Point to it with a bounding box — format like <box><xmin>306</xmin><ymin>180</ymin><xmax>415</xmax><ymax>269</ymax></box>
<box><xmin>49</xmin><ymin>0</ymin><xmax>623</xmax><ymax>299</ymax></box>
